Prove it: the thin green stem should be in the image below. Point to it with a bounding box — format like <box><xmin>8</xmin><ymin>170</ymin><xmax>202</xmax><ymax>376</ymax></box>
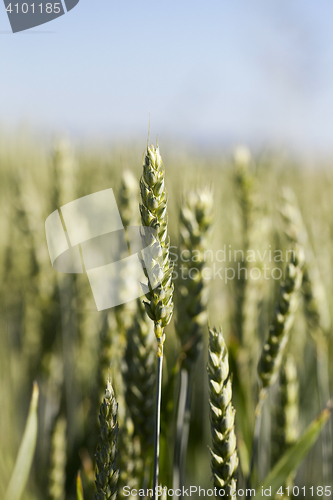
<box><xmin>179</xmin><ymin>370</ymin><xmax>192</xmax><ymax>497</ymax></box>
<box><xmin>173</xmin><ymin>368</ymin><xmax>189</xmax><ymax>498</ymax></box>
<box><xmin>153</xmin><ymin>348</ymin><xmax>163</xmax><ymax>500</ymax></box>
<box><xmin>248</xmin><ymin>391</ymin><xmax>266</xmax><ymax>489</ymax></box>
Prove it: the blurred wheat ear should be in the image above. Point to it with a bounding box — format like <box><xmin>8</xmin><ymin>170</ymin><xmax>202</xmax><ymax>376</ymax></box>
<box><xmin>123</xmin><ymin>298</ymin><xmax>155</xmax><ymax>451</ymax></box>
<box><xmin>280</xmin><ymin>187</ymin><xmax>332</xmax><ymax>485</ymax></box>
<box><xmin>257</xmin><ymin>245</ymin><xmax>305</xmax><ymax>392</ymax></box>
<box><xmin>233</xmin><ymin>146</ymin><xmax>254</xmax><ymax>345</ymax></box>
<box><xmin>248</xmin><ymin>245</ymin><xmax>304</xmax><ymax>487</ymax></box>
<box><xmin>118</xmin><ymin>169</ymin><xmax>140</xmax><ymax>227</ymax></box>
<box><xmin>117</xmin><ymin>416</ymin><xmax>143</xmax><ymax>500</ymax></box>
<box><xmin>173</xmin><ymin>187</ymin><xmax>213</xmax><ymax>497</ymax></box>
<box><xmin>121</xmin><ymin>297</ymin><xmax>155</xmax><ymax>491</ymax></box>
<box><xmin>234</xmin><ymin>148</ymin><xmax>269</xmax><ymax>396</ymax></box>
<box><xmin>271</xmin><ymin>355</ymin><xmax>299</xmax><ymax>498</ymax></box>
<box><xmin>48</xmin><ymin>415</ymin><xmax>67</xmax><ymax>500</ymax></box>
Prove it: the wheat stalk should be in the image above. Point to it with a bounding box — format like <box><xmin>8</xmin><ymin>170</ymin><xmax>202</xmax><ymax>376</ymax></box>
<box><xmin>248</xmin><ymin>246</ymin><xmax>304</xmax><ymax>486</ymax></box>
<box><xmin>280</xmin><ymin>188</ymin><xmax>332</xmax><ymax>483</ymax></box>
<box><xmin>233</xmin><ymin>147</ymin><xmax>254</xmax><ymax>251</ymax></box>
<box><xmin>95</xmin><ymin>379</ymin><xmax>119</xmax><ymax>500</ymax></box>
<box><xmin>173</xmin><ymin>188</ymin><xmax>212</xmax><ymax>497</ymax></box>
<box><xmin>140</xmin><ymin>143</ymin><xmax>174</xmax><ymax>499</ymax></box>
<box><xmin>280</xmin><ymin>187</ymin><xmax>330</xmax><ymax>336</ymax></box>
<box><xmin>208</xmin><ymin>326</ymin><xmax>238</xmax><ymax>499</ymax></box>
<box><xmin>233</xmin><ymin>147</ymin><xmax>254</xmax><ymax>345</ymax></box>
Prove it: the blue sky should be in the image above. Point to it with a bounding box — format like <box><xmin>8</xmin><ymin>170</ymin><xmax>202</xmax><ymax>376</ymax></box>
<box><xmin>1</xmin><ymin>0</ymin><xmax>333</xmax><ymax>152</ymax></box>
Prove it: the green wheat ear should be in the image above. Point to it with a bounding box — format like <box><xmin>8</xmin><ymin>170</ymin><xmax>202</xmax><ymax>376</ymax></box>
<box><xmin>140</xmin><ymin>143</ymin><xmax>174</xmax><ymax>355</ymax></box>
<box><xmin>139</xmin><ymin>142</ymin><xmax>174</xmax><ymax>498</ymax></box>
<box><xmin>258</xmin><ymin>245</ymin><xmax>305</xmax><ymax>392</ymax></box>
<box><xmin>95</xmin><ymin>379</ymin><xmax>119</xmax><ymax>500</ymax></box>
<box><xmin>208</xmin><ymin>326</ymin><xmax>238</xmax><ymax>499</ymax></box>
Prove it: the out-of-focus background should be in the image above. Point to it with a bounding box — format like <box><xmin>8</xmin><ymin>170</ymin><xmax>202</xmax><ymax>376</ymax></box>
<box><xmin>1</xmin><ymin>2</ymin><xmax>333</xmax><ymax>500</ymax></box>
<box><xmin>1</xmin><ymin>0</ymin><xmax>333</xmax><ymax>155</ymax></box>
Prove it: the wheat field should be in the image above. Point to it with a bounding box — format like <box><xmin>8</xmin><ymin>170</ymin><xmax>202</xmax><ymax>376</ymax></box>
<box><xmin>0</xmin><ymin>132</ymin><xmax>332</xmax><ymax>500</ymax></box>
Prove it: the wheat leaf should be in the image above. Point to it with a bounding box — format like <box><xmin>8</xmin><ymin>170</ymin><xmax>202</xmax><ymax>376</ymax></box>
<box><xmin>257</xmin><ymin>402</ymin><xmax>332</xmax><ymax>498</ymax></box>
<box><xmin>76</xmin><ymin>471</ymin><xmax>84</xmax><ymax>500</ymax></box>
<box><xmin>4</xmin><ymin>382</ymin><xmax>39</xmax><ymax>500</ymax></box>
